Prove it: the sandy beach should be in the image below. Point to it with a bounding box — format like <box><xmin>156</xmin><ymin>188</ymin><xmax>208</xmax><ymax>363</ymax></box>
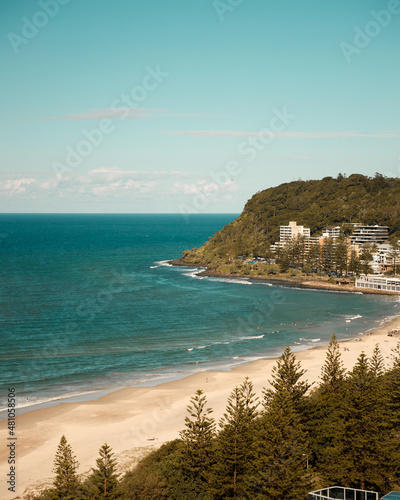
<box><xmin>1</xmin><ymin>315</ymin><xmax>400</xmax><ymax>499</ymax></box>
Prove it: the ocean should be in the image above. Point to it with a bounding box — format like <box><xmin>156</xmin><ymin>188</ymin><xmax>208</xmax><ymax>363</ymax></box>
<box><xmin>0</xmin><ymin>213</ymin><xmax>399</xmax><ymax>416</ymax></box>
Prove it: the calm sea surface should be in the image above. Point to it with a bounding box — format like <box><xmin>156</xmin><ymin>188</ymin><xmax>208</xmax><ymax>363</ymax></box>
<box><xmin>0</xmin><ymin>214</ymin><xmax>399</xmax><ymax>414</ymax></box>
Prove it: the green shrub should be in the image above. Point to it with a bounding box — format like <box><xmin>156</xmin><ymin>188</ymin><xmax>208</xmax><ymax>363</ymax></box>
<box><xmin>266</xmin><ymin>264</ymin><xmax>280</xmax><ymax>275</ymax></box>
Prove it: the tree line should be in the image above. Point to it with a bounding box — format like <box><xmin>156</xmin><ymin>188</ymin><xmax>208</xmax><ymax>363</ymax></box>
<box><xmin>273</xmin><ymin>235</ymin><xmax>376</xmax><ymax>275</ymax></box>
<box><xmin>30</xmin><ymin>337</ymin><xmax>400</xmax><ymax>499</ymax></box>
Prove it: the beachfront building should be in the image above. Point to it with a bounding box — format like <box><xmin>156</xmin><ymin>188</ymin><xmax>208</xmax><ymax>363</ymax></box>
<box><xmin>308</xmin><ymin>486</ymin><xmax>379</xmax><ymax>500</ymax></box>
<box><xmin>355</xmin><ymin>275</ymin><xmax>400</xmax><ymax>292</ymax></box>
<box><xmin>279</xmin><ymin>221</ymin><xmax>310</xmax><ymax>244</ymax></box>
<box><xmin>350</xmin><ymin>225</ymin><xmax>389</xmax><ymax>245</ymax></box>
<box><xmin>309</xmin><ymin>487</ymin><xmax>400</xmax><ymax>500</ymax></box>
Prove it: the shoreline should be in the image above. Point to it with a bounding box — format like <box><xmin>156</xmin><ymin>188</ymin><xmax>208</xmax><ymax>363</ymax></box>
<box><xmin>1</xmin><ymin>314</ymin><xmax>400</xmax><ymax>499</ymax></box>
<box><xmin>169</xmin><ymin>258</ymin><xmax>400</xmax><ymax>296</ymax></box>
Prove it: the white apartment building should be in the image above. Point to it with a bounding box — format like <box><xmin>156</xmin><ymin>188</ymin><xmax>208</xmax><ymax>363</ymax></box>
<box><xmin>350</xmin><ymin>225</ymin><xmax>389</xmax><ymax>245</ymax></box>
<box><xmin>322</xmin><ymin>226</ymin><xmax>341</xmax><ymax>239</ymax></box>
<box><xmin>279</xmin><ymin>221</ymin><xmax>310</xmax><ymax>244</ymax></box>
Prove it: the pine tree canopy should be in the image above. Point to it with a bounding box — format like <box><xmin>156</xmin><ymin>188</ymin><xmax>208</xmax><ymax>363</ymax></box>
<box><xmin>319</xmin><ymin>333</ymin><xmax>346</xmax><ymax>394</ymax></box>
<box><xmin>263</xmin><ymin>345</ymin><xmax>310</xmax><ymax>409</ymax></box>
<box><xmin>52</xmin><ymin>435</ymin><xmax>80</xmax><ymax>499</ymax></box>
<box><xmin>89</xmin><ymin>443</ymin><xmax>120</xmax><ymax>499</ymax></box>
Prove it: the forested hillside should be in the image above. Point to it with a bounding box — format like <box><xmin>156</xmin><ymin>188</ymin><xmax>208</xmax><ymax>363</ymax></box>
<box><xmin>181</xmin><ymin>174</ymin><xmax>400</xmax><ymax>267</ymax></box>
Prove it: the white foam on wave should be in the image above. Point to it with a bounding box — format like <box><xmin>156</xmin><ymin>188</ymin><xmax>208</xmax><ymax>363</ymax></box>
<box><xmin>182</xmin><ymin>268</ymin><xmax>201</xmax><ymax>278</ymax></box>
<box><xmin>345</xmin><ymin>314</ymin><xmax>363</xmax><ymax>323</ymax></box>
<box><xmin>149</xmin><ymin>265</ymin><xmax>159</xmax><ymax>269</ymax></box>
<box><xmin>238</xmin><ymin>334</ymin><xmax>264</xmax><ymax>340</ymax></box>
<box><xmin>181</xmin><ymin>266</ymin><xmax>207</xmax><ymax>279</ymax></box>
<box><xmin>156</xmin><ymin>260</ymin><xmax>173</xmax><ymax>267</ymax></box>
<box><xmin>310</xmin><ymin>338</ymin><xmax>321</xmax><ymax>342</ymax></box>
<box><xmin>187</xmin><ymin>348</ymin><xmax>193</xmax><ymax>351</ymax></box>
<box><xmin>197</xmin><ymin>345</ymin><xmax>207</xmax><ymax>349</ymax></box>
<box><xmin>207</xmin><ymin>277</ymin><xmax>252</xmax><ymax>285</ymax></box>
<box><xmin>212</xmin><ymin>341</ymin><xmax>230</xmax><ymax>345</ymax></box>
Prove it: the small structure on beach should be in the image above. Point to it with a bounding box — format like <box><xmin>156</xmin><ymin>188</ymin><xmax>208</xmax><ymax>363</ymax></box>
<box><xmin>334</xmin><ymin>278</ymin><xmax>350</xmax><ymax>285</ymax></box>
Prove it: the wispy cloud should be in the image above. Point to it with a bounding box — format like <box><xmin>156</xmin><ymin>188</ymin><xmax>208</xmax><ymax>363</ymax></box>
<box><xmin>82</xmin><ymin>166</ymin><xmax>190</xmax><ymax>182</ymax></box>
<box><xmin>41</xmin><ymin>108</ymin><xmax>168</xmax><ymax>121</ymax></box>
<box><xmin>0</xmin><ymin>168</ymin><xmax>193</xmax><ymax>199</ymax></box>
<box><xmin>159</xmin><ymin>130</ymin><xmax>400</xmax><ymax>139</ymax></box>
<box><xmin>39</xmin><ymin>108</ymin><xmax>210</xmax><ymax>121</ymax></box>
<box><xmin>0</xmin><ymin>178</ymin><xmax>37</xmax><ymax>195</ymax></box>
<box><xmin>172</xmin><ymin>179</ymin><xmax>239</xmax><ymax>196</ymax></box>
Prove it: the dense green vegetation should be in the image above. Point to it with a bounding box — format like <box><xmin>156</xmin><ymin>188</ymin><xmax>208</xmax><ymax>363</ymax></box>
<box><xmin>180</xmin><ymin>174</ymin><xmax>400</xmax><ymax>270</ymax></box>
<box><xmin>30</xmin><ymin>338</ymin><xmax>400</xmax><ymax>499</ymax></box>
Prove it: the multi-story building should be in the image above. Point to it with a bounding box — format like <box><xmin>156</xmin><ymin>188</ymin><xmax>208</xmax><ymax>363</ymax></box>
<box><xmin>322</xmin><ymin>226</ymin><xmax>341</xmax><ymax>239</ymax></box>
<box><xmin>371</xmin><ymin>243</ymin><xmax>392</xmax><ymax>273</ymax></box>
<box><xmin>279</xmin><ymin>221</ymin><xmax>310</xmax><ymax>244</ymax></box>
<box><xmin>350</xmin><ymin>225</ymin><xmax>389</xmax><ymax>245</ymax></box>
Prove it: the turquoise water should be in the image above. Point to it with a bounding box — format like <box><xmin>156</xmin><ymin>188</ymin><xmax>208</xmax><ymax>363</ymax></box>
<box><xmin>0</xmin><ymin>214</ymin><xmax>399</xmax><ymax>414</ymax></box>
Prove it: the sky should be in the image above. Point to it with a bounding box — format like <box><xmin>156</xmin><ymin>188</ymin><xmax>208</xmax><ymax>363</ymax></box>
<box><xmin>1</xmin><ymin>0</ymin><xmax>399</xmax><ymax>213</ymax></box>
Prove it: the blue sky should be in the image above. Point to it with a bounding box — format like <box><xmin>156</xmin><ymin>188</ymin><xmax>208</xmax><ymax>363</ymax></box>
<box><xmin>1</xmin><ymin>0</ymin><xmax>399</xmax><ymax>213</ymax></box>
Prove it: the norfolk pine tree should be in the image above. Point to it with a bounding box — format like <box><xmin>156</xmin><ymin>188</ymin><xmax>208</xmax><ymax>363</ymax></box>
<box><xmin>339</xmin><ymin>353</ymin><xmax>393</xmax><ymax>492</ymax></box>
<box><xmin>52</xmin><ymin>435</ymin><xmax>80</xmax><ymax>499</ymax></box>
<box><xmin>262</xmin><ymin>345</ymin><xmax>311</xmax><ymax>419</ymax></box>
<box><xmin>334</xmin><ymin>238</ymin><xmax>348</xmax><ymax>276</ymax></box>
<box><xmin>319</xmin><ymin>333</ymin><xmax>346</xmax><ymax>395</ymax></box>
<box><xmin>88</xmin><ymin>443</ymin><xmax>120</xmax><ymax>499</ymax></box>
<box><xmin>310</xmin><ymin>333</ymin><xmax>347</xmax><ymax>484</ymax></box>
<box><xmin>386</xmin><ymin>341</ymin><xmax>400</xmax><ymax>427</ymax></box>
<box><xmin>179</xmin><ymin>389</ymin><xmax>216</xmax><ymax>495</ymax></box>
<box><xmin>250</xmin><ymin>348</ymin><xmax>311</xmax><ymax>499</ymax></box>
<box><xmin>384</xmin><ymin>341</ymin><xmax>400</xmax><ymax>483</ymax></box>
<box><xmin>212</xmin><ymin>378</ymin><xmax>259</xmax><ymax>499</ymax></box>
<box><xmin>251</xmin><ymin>388</ymin><xmax>311</xmax><ymax>500</ymax></box>
<box><xmin>369</xmin><ymin>343</ymin><xmax>385</xmax><ymax>377</ymax></box>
